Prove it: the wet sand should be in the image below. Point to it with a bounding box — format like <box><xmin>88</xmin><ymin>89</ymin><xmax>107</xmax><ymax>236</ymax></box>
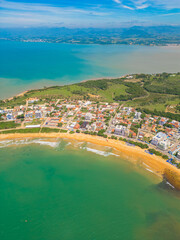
<box><xmin>0</xmin><ymin>132</ymin><xmax>180</xmax><ymax>190</ymax></box>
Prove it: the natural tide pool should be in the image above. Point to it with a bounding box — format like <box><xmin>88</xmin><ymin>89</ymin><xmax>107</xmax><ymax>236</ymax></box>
<box><xmin>0</xmin><ymin>139</ymin><xmax>180</xmax><ymax>240</ymax></box>
<box><xmin>1</xmin><ymin>41</ymin><xmax>180</xmax><ymax>99</ymax></box>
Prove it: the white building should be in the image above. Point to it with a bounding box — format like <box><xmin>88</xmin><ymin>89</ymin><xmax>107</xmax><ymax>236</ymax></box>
<box><xmin>134</xmin><ymin>111</ymin><xmax>141</xmax><ymax>120</ymax></box>
<box><xmin>85</xmin><ymin>113</ymin><xmax>93</xmax><ymax>121</ymax></box>
<box><xmin>114</xmin><ymin>125</ymin><xmax>127</xmax><ymax>136</ymax></box>
<box><xmin>158</xmin><ymin>139</ymin><xmax>170</xmax><ymax>150</ymax></box>
<box><xmin>66</xmin><ymin>105</ymin><xmax>75</xmax><ymax>109</ymax></box>
<box><xmin>68</xmin><ymin>122</ymin><xmax>76</xmax><ymax>129</ymax></box>
<box><xmin>35</xmin><ymin>110</ymin><xmax>42</xmax><ymax>119</ymax></box>
<box><xmin>26</xmin><ymin>124</ymin><xmax>41</xmax><ymax>128</ymax></box>
<box><xmin>17</xmin><ymin>111</ymin><xmax>24</xmax><ymax>116</ymax></box>
<box><xmin>151</xmin><ymin>132</ymin><xmax>167</xmax><ymax>146</ymax></box>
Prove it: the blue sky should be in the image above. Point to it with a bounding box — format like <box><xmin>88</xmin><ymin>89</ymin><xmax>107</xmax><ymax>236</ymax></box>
<box><xmin>0</xmin><ymin>0</ymin><xmax>180</xmax><ymax>28</ymax></box>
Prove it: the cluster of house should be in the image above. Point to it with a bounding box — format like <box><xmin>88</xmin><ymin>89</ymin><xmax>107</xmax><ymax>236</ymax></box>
<box><xmin>0</xmin><ymin>105</ymin><xmax>25</xmax><ymax>122</ymax></box>
<box><xmin>0</xmin><ymin>99</ymin><xmax>180</xmax><ymax>159</ymax></box>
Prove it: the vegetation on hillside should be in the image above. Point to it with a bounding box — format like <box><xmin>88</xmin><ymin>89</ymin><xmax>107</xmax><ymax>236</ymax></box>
<box><xmin>0</xmin><ymin>72</ymin><xmax>179</xmax><ymax>116</ymax></box>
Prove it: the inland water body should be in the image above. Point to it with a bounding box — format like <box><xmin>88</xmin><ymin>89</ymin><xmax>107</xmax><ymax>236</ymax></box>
<box><xmin>1</xmin><ymin>41</ymin><xmax>180</xmax><ymax>99</ymax></box>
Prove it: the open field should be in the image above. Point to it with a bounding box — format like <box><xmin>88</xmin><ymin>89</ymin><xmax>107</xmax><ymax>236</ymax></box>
<box><xmin>0</xmin><ymin>121</ymin><xmax>20</xmax><ymax>130</ymax></box>
<box><xmin>125</xmin><ymin>93</ymin><xmax>179</xmax><ymax>111</ymax></box>
<box><xmin>1</xmin><ymin>73</ymin><xmax>179</xmax><ymax>114</ymax></box>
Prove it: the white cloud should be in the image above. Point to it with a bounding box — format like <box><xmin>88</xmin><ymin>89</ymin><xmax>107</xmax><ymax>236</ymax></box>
<box><xmin>0</xmin><ymin>0</ymin><xmax>179</xmax><ymax>28</ymax></box>
<box><xmin>150</xmin><ymin>0</ymin><xmax>180</xmax><ymax>10</ymax></box>
<box><xmin>113</xmin><ymin>0</ymin><xmax>122</xmax><ymax>4</ymax></box>
<box><xmin>113</xmin><ymin>0</ymin><xmax>148</xmax><ymax>10</ymax></box>
<box><xmin>160</xmin><ymin>12</ymin><xmax>180</xmax><ymax>16</ymax></box>
<box><xmin>0</xmin><ymin>0</ymin><xmax>108</xmax><ymax>16</ymax></box>
<box><xmin>0</xmin><ymin>0</ymin><xmax>112</xmax><ymax>27</ymax></box>
<box><xmin>113</xmin><ymin>0</ymin><xmax>180</xmax><ymax>10</ymax></box>
<box><xmin>136</xmin><ymin>4</ymin><xmax>149</xmax><ymax>9</ymax></box>
<box><xmin>122</xmin><ymin>5</ymin><xmax>134</xmax><ymax>10</ymax></box>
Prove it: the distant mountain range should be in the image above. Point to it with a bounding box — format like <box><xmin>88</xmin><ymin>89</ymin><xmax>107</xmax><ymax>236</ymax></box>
<box><xmin>1</xmin><ymin>26</ymin><xmax>180</xmax><ymax>45</ymax></box>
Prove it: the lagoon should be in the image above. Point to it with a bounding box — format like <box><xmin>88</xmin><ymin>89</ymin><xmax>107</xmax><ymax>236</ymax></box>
<box><xmin>0</xmin><ymin>41</ymin><xmax>180</xmax><ymax>99</ymax></box>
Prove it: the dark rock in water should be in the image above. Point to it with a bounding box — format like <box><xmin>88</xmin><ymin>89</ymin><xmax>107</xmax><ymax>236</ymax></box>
<box><xmin>164</xmin><ymin>169</ymin><xmax>180</xmax><ymax>191</ymax></box>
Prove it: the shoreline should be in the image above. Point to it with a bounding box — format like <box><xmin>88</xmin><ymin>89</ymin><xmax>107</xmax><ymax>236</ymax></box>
<box><xmin>2</xmin><ymin>39</ymin><xmax>180</xmax><ymax>47</ymax></box>
<box><xmin>1</xmin><ymin>71</ymin><xmax>171</xmax><ymax>101</ymax></box>
<box><xmin>0</xmin><ymin>132</ymin><xmax>180</xmax><ymax>190</ymax></box>
<box><xmin>4</xmin><ymin>75</ymin><xmax>126</xmax><ymax>101</ymax></box>
<box><xmin>7</xmin><ymin>90</ymin><xmax>29</xmax><ymax>101</ymax></box>
<box><xmin>3</xmin><ymin>71</ymin><xmax>179</xmax><ymax>101</ymax></box>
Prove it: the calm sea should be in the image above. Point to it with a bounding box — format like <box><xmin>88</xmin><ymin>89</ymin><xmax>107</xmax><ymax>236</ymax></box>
<box><xmin>0</xmin><ymin>139</ymin><xmax>180</xmax><ymax>240</ymax></box>
<box><xmin>0</xmin><ymin>41</ymin><xmax>180</xmax><ymax>99</ymax></box>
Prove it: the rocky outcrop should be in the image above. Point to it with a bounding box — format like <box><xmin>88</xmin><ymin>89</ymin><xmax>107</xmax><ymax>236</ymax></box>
<box><xmin>164</xmin><ymin>169</ymin><xmax>180</xmax><ymax>190</ymax></box>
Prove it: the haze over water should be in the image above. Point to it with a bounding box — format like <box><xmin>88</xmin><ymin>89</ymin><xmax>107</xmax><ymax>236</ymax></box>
<box><xmin>1</xmin><ymin>41</ymin><xmax>180</xmax><ymax>99</ymax></box>
<box><xmin>0</xmin><ymin>140</ymin><xmax>180</xmax><ymax>240</ymax></box>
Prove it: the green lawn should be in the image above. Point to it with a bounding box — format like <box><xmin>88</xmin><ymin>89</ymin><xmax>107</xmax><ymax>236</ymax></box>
<box><xmin>41</xmin><ymin>128</ymin><xmax>60</xmax><ymax>133</ymax></box>
<box><xmin>1</xmin><ymin>73</ymin><xmax>179</xmax><ymax>114</ymax></box>
<box><xmin>98</xmin><ymin>84</ymin><xmax>128</xmax><ymax>102</ymax></box>
<box><xmin>24</xmin><ymin>119</ymin><xmax>42</xmax><ymax>126</ymax></box>
<box><xmin>0</xmin><ymin>121</ymin><xmax>20</xmax><ymax>130</ymax></box>
<box><xmin>0</xmin><ymin>128</ymin><xmax>40</xmax><ymax>134</ymax></box>
<box><xmin>125</xmin><ymin>92</ymin><xmax>179</xmax><ymax>111</ymax></box>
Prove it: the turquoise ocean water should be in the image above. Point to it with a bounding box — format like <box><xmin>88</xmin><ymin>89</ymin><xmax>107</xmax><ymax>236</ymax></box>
<box><xmin>0</xmin><ymin>41</ymin><xmax>180</xmax><ymax>99</ymax></box>
<box><xmin>0</xmin><ymin>139</ymin><xmax>180</xmax><ymax>240</ymax></box>
<box><xmin>1</xmin><ymin>41</ymin><xmax>180</xmax><ymax>239</ymax></box>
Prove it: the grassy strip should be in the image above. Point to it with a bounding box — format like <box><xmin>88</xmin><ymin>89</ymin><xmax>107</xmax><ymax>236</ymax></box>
<box><xmin>0</xmin><ymin>127</ymin><xmax>68</xmax><ymax>134</ymax></box>
<box><xmin>148</xmin><ymin>148</ymin><xmax>168</xmax><ymax>159</ymax></box>
<box><xmin>119</xmin><ymin>137</ymin><xmax>149</xmax><ymax>149</ymax></box>
<box><xmin>41</xmin><ymin>128</ymin><xmax>60</xmax><ymax>133</ymax></box>
<box><xmin>59</xmin><ymin>129</ymin><xmax>68</xmax><ymax>133</ymax></box>
<box><xmin>0</xmin><ymin>121</ymin><xmax>20</xmax><ymax>129</ymax></box>
<box><xmin>119</xmin><ymin>137</ymin><xmax>169</xmax><ymax>159</ymax></box>
<box><xmin>0</xmin><ymin>128</ymin><xmax>40</xmax><ymax>134</ymax></box>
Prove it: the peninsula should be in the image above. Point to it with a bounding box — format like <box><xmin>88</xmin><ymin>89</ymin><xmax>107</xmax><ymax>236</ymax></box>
<box><xmin>0</xmin><ymin>73</ymin><xmax>180</xmax><ymax>189</ymax></box>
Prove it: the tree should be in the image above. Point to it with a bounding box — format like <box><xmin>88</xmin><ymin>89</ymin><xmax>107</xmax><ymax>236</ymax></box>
<box><xmin>17</xmin><ymin>114</ymin><xmax>24</xmax><ymax>120</ymax></box>
<box><xmin>97</xmin><ymin>129</ymin><xmax>106</xmax><ymax>136</ymax></box>
<box><xmin>177</xmin><ymin>163</ymin><xmax>180</xmax><ymax>169</ymax></box>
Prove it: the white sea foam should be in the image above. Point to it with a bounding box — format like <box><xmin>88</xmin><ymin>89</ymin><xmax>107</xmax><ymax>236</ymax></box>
<box><xmin>80</xmin><ymin>146</ymin><xmax>119</xmax><ymax>157</ymax></box>
<box><xmin>32</xmin><ymin>139</ymin><xmax>59</xmax><ymax>148</ymax></box>
<box><xmin>85</xmin><ymin>147</ymin><xmax>109</xmax><ymax>156</ymax></box>
<box><xmin>0</xmin><ymin>140</ymin><xmax>12</xmax><ymax>144</ymax></box>
<box><xmin>145</xmin><ymin>168</ymin><xmax>155</xmax><ymax>174</ymax></box>
<box><xmin>0</xmin><ymin>140</ymin><xmax>14</xmax><ymax>148</ymax></box>
<box><xmin>74</xmin><ymin>141</ymin><xmax>84</xmax><ymax>146</ymax></box>
<box><xmin>166</xmin><ymin>181</ymin><xmax>175</xmax><ymax>189</ymax></box>
<box><xmin>65</xmin><ymin>142</ymin><xmax>71</xmax><ymax>146</ymax></box>
<box><xmin>142</xmin><ymin>162</ymin><xmax>150</xmax><ymax>168</ymax></box>
<box><xmin>0</xmin><ymin>138</ymin><xmax>59</xmax><ymax>148</ymax></box>
<box><xmin>109</xmin><ymin>152</ymin><xmax>119</xmax><ymax>157</ymax></box>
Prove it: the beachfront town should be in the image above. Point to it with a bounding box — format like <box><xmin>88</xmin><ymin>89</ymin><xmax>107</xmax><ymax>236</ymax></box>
<box><xmin>0</xmin><ymin>98</ymin><xmax>180</xmax><ymax>167</ymax></box>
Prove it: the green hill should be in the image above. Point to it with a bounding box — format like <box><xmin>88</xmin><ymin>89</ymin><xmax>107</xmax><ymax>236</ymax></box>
<box><xmin>1</xmin><ymin>72</ymin><xmax>180</xmax><ymax>114</ymax></box>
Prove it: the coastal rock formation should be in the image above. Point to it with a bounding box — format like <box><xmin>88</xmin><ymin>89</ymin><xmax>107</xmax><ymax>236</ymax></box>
<box><xmin>164</xmin><ymin>169</ymin><xmax>180</xmax><ymax>190</ymax></box>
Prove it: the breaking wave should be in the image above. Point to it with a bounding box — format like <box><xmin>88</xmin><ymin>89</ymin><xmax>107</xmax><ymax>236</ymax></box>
<box><xmin>80</xmin><ymin>146</ymin><xmax>119</xmax><ymax>157</ymax></box>
<box><xmin>0</xmin><ymin>138</ymin><xmax>60</xmax><ymax>148</ymax></box>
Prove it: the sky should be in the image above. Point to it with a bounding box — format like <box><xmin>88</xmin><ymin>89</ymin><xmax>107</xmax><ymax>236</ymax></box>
<box><xmin>0</xmin><ymin>0</ymin><xmax>180</xmax><ymax>28</ymax></box>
